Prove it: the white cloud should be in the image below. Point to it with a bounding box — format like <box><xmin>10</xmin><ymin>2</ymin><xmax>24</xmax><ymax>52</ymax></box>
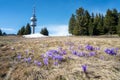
<box><xmin>37</xmin><ymin>24</ymin><xmax>70</xmax><ymax>36</ymax></box>
<box><xmin>1</xmin><ymin>27</ymin><xmax>15</xmax><ymax>33</ymax></box>
<box><xmin>1</xmin><ymin>28</ymin><xmax>15</xmax><ymax>31</ymax></box>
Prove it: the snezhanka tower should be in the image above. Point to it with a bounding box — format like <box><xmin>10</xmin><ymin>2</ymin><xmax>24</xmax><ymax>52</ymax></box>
<box><xmin>30</xmin><ymin>6</ymin><xmax>37</xmax><ymax>34</ymax></box>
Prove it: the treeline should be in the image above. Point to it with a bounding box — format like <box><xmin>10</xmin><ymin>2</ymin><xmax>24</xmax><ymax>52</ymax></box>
<box><xmin>0</xmin><ymin>29</ymin><xmax>7</xmax><ymax>36</ymax></box>
<box><xmin>17</xmin><ymin>23</ymin><xmax>49</xmax><ymax>36</ymax></box>
<box><xmin>17</xmin><ymin>23</ymin><xmax>31</xmax><ymax>35</ymax></box>
<box><xmin>69</xmin><ymin>7</ymin><xmax>120</xmax><ymax>36</ymax></box>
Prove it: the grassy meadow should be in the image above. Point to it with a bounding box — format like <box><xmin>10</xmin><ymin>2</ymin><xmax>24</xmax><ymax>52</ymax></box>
<box><xmin>0</xmin><ymin>36</ymin><xmax>120</xmax><ymax>80</ymax></box>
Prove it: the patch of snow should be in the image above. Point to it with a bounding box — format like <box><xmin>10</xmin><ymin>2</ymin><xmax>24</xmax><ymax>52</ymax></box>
<box><xmin>23</xmin><ymin>33</ymin><xmax>47</xmax><ymax>38</ymax></box>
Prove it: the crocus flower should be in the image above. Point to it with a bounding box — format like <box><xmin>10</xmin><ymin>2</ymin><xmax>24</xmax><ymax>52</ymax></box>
<box><xmin>77</xmin><ymin>52</ymin><xmax>85</xmax><ymax>57</ymax></box>
<box><xmin>24</xmin><ymin>58</ymin><xmax>28</xmax><ymax>62</ymax></box>
<box><xmin>41</xmin><ymin>54</ymin><xmax>45</xmax><ymax>58</ymax></box>
<box><xmin>82</xmin><ymin>64</ymin><xmax>87</xmax><ymax>73</ymax></box>
<box><xmin>85</xmin><ymin>45</ymin><xmax>94</xmax><ymax>51</ymax></box>
<box><xmin>95</xmin><ymin>47</ymin><xmax>100</xmax><ymax>50</ymax></box>
<box><xmin>59</xmin><ymin>50</ymin><xmax>66</xmax><ymax>55</ymax></box>
<box><xmin>89</xmin><ymin>52</ymin><xmax>96</xmax><ymax>57</ymax></box>
<box><xmin>53</xmin><ymin>55</ymin><xmax>63</xmax><ymax>61</ymax></box>
<box><xmin>25</xmin><ymin>49</ymin><xmax>29</xmax><ymax>54</ymax></box>
<box><xmin>27</xmin><ymin>57</ymin><xmax>32</xmax><ymax>63</ymax></box>
<box><xmin>43</xmin><ymin>58</ymin><xmax>49</xmax><ymax>65</ymax></box>
<box><xmin>104</xmin><ymin>48</ymin><xmax>117</xmax><ymax>55</ymax></box>
<box><xmin>54</xmin><ymin>62</ymin><xmax>58</xmax><ymax>66</ymax></box>
<box><xmin>34</xmin><ymin>60</ymin><xmax>38</xmax><ymax>64</ymax></box>
<box><xmin>100</xmin><ymin>56</ymin><xmax>104</xmax><ymax>60</ymax></box>
<box><xmin>72</xmin><ymin>50</ymin><xmax>78</xmax><ymax>55</ymax></box>
<box><xmin>17</xmin><ymin>54</ymin><xmax>21</xmax><ymax>60</ymax></box>
<box><xmin>69</xmin><ymin>46</ymin><xmax>74</xmax><ymax>50</ymax></box>
<box><xmin>37</xmin><ymin>62</ymin><xmax>41</xmax><ymax>66</ymax></box>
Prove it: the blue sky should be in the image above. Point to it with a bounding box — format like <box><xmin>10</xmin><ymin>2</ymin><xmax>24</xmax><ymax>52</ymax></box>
<box><xmin>0</xmin><ymin>0</ymin><xmax>120</xmax><ymax>36</ymax></box>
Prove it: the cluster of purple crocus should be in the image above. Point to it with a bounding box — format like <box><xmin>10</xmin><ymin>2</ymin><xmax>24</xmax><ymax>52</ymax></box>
<box><xmin>104</xmin><ymin>48</ymin><xmax>118</xmax><ymax>55</ymax></box>
<box><xmin>85</xmin><ymin>44</ymin><xmax>95</xmax><ymax>51</ymax></box>
<box><xmin>68</xmin><ymin>44</ymin><xmax>99</xmax><ymax>58</ymax></box>
<box><xmin>71</xmin><ymin>50</ymin><xmax>85</xmax><ymax>57</ymax></box>
<box><xmin>16</xmin><ymin>49</ymin><xmax>66</xmax><ymax>67</ymax></box>
<box><xmin>42</xmin><ymin>48</ymin><xmax>66</xmax><ymax>65</ymax></box>
<box><xmin>16</xmin><ymin>42</ymin><xmax>119</xmax><ymax>73</ymax></box>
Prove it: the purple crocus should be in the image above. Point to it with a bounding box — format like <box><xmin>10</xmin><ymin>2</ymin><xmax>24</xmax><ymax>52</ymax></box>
<box><xmin>37</xmin><ymin>62</ymin><xmax>42</xmax><ymax>66</ymax></box>
<box><xmin>59</xmin><ymin>50</ymin><xmax>67</xmax><ymax>55</ymax></box>
<box><xmin>85</xmin><ymin>45</ymin><xmax>94</xmax><ymax>51</ymax></box>
<box><xmin>49</xmin><ymin>50</ymin><xmax>58</xmax><ymax>54</ymax></box>
<box><xmin>77</xmin><ymin>52</ymin><xmax>85</xmax><ymax>57</ymax></box>
<box><xmin>25</xmin><ymin>49</ymin><xmax>29</xmax><ymax>54</ymax></box>
<box><xmin>27</xmin><ymin>57</ymin><xmax>32</xmax><ymax>63</ymax></box>
<box><xmin>72</xmin><ymin>50</ymin><xmax>78</xmax><ymax>55</ymax></box>
<box><xmin>34</xmin><ymin>60</ymin><xmax>38</xmax><ymax>64</ymax></box>
<box><xmin>69</xmin><ymin>46</ymin><xmax>74</xmax><ymax>51</ymax></box>
<box><xmin>46</xmin><ymin>51</ymin><xmax>53</xmax><ymax>58</ymax></box>
<box><xmin>34</xmin><ymin>60</ymin><xmax>42</xmax><ymax>66</ymax></box>
<box><xmin>104</xmin><ymin>48</ymin><xmax>117</xmax><ymax>55</ymax></box>
<box><xmin>24</xmin><ymin>57</ymin><xmax>32</xmax><ymax>63</ymax></box>
<box><xmin>54</xmin><ymin>61</ymin><xmax>58</xmax><ymax>66</ymax></box>
<box><xmin>82</xmin><ymin>64</ymin><xmax>87</xmax><ymax>73</ymax></box>
<box><xmin>89</xmin><ymin>52</ymin><xmax>96</xmax><ymax>57</ymax></box>
<box><xmin>95</xmin><ymin>47</ymin><xmax>100</xmax><ymax>50</ymax></box>
<box><xmin>100</xmin><ymin>56</ymin><xmax>104</xmax><ymax>60</ymax></box>
<box><xmin>17</xmin><ymin>54</ymin><xmax>21</xmax><ymax>60</ymax></box>
<box><xmin>53</xmin><ymin>55</ymin><xmax>63</xmax><ymax>61</ymax></box>
<box><xmin>43</xmin><ymin>58</ymin><xmax>49</xmax><ymax>65</ymax></box>
<box><xmin>78</xmin><ymin>45</ymin><xmax>82</xmax><ymax>50</ymax></box>
<box><xmin>41</xmin><ymin>54</ymin><xmax>45</xmax><ymax>58</ymax></box>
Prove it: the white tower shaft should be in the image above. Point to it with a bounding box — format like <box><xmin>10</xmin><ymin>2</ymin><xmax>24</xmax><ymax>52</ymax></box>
<box><xmin>30</xmin><ymin>6</ymin><xmax>37</xmax><ymax>34</ymax></box>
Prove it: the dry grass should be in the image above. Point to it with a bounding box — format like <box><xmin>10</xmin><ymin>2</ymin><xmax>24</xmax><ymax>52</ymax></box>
<box><xmin>0</xmin><ymin>36</ymin><xmax>120</xmax><ymax>80</ymax></box>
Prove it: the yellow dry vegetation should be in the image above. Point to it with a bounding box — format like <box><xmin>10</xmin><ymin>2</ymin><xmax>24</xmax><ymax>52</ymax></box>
<box><xmin>0</xmin><ymin>36</ymin><xmax>120</xmax><ymax>80</ymax></box>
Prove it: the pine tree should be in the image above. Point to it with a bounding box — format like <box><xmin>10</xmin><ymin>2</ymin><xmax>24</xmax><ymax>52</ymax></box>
<box><xmin>76</xmin><ymin>7</ymin><xmax>85</xmax><ymax>35</ymax></box>
<box><xmin>112</xmin><ymin>9</ymin><xmax>118</xmax><ymax>34</ymax></box>
<box><xmin>84</xmin><ymin>10</ymin><xmax>90</xmax><ymax>35</ymax></box>
<box><xmin>25</xmin><ymin>23</ymin><xmax>31</xmax><ymax>35</ymax></box>
<box><xmin>0</xmin><ymin>29</ymin><xmax>2</xmax><ymax>36</ymax></box>
<box><xmin>40</xmin><ymin>27</ymin><xmax>49</xmax><ymax>36</ymax></box>
<box><xmin>117</xmin><ymin>13</ymin><xmax>120</xmax><ymax>36</ymax></box>
<box><xmin>73</xmin><ymin>25</ymin><xmax>80</xmax><ymax>36</ymax></box>
<box><xmin>69</xmin><ymin>14</ymin><xmax>76</xmax><ymax>35</ymax></box>
<box><xmin>20</xmin><ymin>26</ymin><xmax>25</xmax><ymax>35</ymax></box>
<box><xmin>88</xmin><ymin>19</ymin><xmax>94</xmax><ymax>36</ymax></box>
<box><xmin>3</xmin><ymin>32</ymin><xmax>7</xmax><ymax>36</ymax></box>
<box><xmin>104</xmin><ymin>9</ymin><xmax>118</xmax><ymax>35</ymax></box>
<box><xmin>97</xmin><ymin>14</ymin><xmax>104</xmax><ymax>35</ymax></box>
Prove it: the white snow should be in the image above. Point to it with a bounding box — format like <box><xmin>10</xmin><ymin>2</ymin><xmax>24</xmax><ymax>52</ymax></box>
<box><xmin>23</xmin><ymin>33</ymin><xmax>47</xmax><ymax>38</ymax></box>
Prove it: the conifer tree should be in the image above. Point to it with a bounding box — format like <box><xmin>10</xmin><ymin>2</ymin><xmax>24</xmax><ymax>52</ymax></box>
<box><xmin>3</xmin><ymin>32</ymin><xmax>7</xmax><ymax>36</ymax></box>
<box><xmin>117</xmin><ymin>13</ymin><xmax>120</xmax><ymax>36</ymax></box>
<box><xmin>19</xmin><ymin>26</ymin><xmax>25</xmax><ymax>35</ymax></box>
<box><xmin>0</xmin><ymin>29</ymin><xmax>2</xmax><ymax>36</ymax></box>
<box><xmin>25</xmin><ymin>23</ymin><xmax>31</xmax><ymax>35</ymax></box>
<box><xmin>88</xmin><ymin>19</ymin><xmax>94</xmax><ymax>36</ymax></box>
<box><xmin>40</xmin><ymin>27</ymin><xmax>49</xmax><ymax>36</ymax></box>
<box><xmin>69</xmin><ymin>14</ymin><xmax>76</xmax><ymax>35</ymax></box>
